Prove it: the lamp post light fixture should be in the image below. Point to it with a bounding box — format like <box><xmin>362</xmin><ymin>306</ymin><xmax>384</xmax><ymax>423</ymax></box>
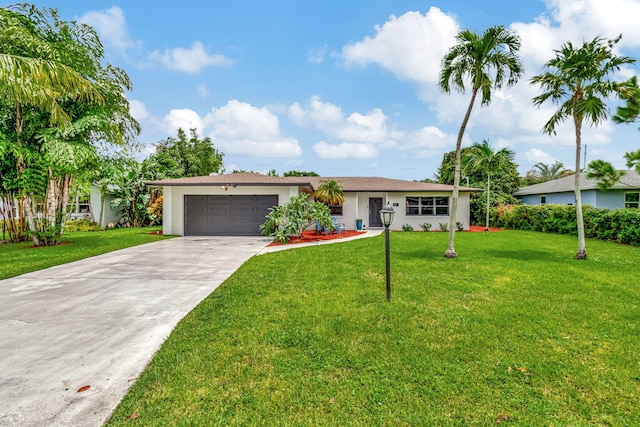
<box><xmin>379</xmin><ymin>202</ymin><xmax>395</xmax><ymax>301</ymax></box>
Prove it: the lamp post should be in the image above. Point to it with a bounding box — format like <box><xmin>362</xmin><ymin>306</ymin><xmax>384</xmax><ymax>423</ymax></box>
<box><xmin>379</xmin><ymin>202</ymin><xmax>395</xmax><ymax>301</ymax></box>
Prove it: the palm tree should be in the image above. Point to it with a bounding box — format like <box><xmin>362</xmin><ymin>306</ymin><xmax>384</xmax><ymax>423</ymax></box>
<box><xmin>612</xmin><ymin>76</ymin><xmax>640</xmax><ymax>126</ymax></box>
<box><xmin>465</xmin><ymin>140</ymin><xmax>515</xmax><ymax>231</ymax></box>
<box><xmin>312</xmin><ymin>179</ymin><xmax>345</xmax><ymax>207</ymax></box>
<box><xmin>438</xmin><ymin>25</ymin><xmax>523</xmax><ymax>258</ymax></box>
<box><xmin>531</xmin><ymin>35</ymin><xmax>635</xmax><ymax>259</ymax></box>
<box><xmin>525</xmin><ymin>161</ymin><xmax>573</xmax><ymax>184</ymax></box>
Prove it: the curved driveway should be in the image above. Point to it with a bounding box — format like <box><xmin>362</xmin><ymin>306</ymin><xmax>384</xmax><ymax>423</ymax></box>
<box><xmin>0</xmin><ymin>236</ymin><xmax>270</xmax><ymax>427</ymax></box>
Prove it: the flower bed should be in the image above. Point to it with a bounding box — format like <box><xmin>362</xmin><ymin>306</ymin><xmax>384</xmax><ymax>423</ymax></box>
<box><xmin>268</xmin><ymin>230</ymin><xmax>366</xmax><ymax>246</ymax></box>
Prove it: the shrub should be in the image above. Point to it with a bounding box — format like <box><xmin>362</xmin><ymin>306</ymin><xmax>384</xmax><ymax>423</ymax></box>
<box><xmin>490</xmin><ymin>203</ymin><xmax>640</xmax><ymax>246</ymax></box>
<box><xmin>64</xmin><ymin>219</ymin><xmax>105</xmax><ymax>232</ymax></box>
<box><xmin>419</xmin><ymin>222</ymin><xmax>432</xmax><ymax>232</ymax></box>
<box><xmin>401</xmin><ymin>224</ymin><xmax>414</xmax><ymax>232</ymax></box>
<box><xmin>456</xmin><ymin>222</ymin><xmax>464</xmax><ymax>231</ymax></box>
<box><xmin>260</xmin><ymin>194</ymin><xmax>332</xmax><ymax>243</ymax></box>
<box><xmin>439</xmin><ymin>223</ymin><xmax>448</xmax><ymax>231</ymax></box>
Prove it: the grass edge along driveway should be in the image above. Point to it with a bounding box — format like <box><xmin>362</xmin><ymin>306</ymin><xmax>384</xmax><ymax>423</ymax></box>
<box><xmin>107</xmin><ymin>230</ymin><xmax>639</xmax><ymax>426</ymax></box>
<box><xmin>0</xmin><ymin>227</ymin><xmax>173</xmax><ymax>280</ymax></box>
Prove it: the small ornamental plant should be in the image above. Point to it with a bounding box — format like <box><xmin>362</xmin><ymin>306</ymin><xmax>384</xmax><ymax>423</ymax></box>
<box><xmin>419</xmin><ymin>222</ymin><xmax>432</xmax><ymax>232</ymax></box>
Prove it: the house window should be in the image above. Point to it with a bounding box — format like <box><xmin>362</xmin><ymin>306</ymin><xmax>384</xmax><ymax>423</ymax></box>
<box><xmin>329</xmin><ymin>205</ymin><xmax>343</xmax><ymax>215</ymax></box>
<box><xmin>625</xmin><ymin>192</ymin><xmax>639</xmax><ymax>209</ymax></box>
<box><xmin>406</xmin><ymin>197</ymin><xmax>449</xmax><ymax>216</ymax></box>
<box><xmin>540</xmin><ymin>196</ymin><xmax>547</xmax><ymax>205</ymax></box>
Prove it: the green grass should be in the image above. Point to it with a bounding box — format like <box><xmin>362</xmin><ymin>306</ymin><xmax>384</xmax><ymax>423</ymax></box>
<box><xmin>107</xmin><ymin>230</ymin><xmax>640</xmax><ymax>426</ymax></box>
<box><xmin>0</xmin><ymin>227</ymin><xmax>173</xmax><ymax>280</ymax></box>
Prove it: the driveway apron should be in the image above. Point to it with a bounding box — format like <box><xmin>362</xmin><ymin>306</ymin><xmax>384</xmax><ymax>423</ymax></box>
<box><xmin>0</xmin><ymin>236</ymin><xmax>270</xmax><ymax>427</ymax></box>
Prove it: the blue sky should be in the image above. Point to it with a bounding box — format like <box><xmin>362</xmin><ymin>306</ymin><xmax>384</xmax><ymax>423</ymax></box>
<box><xmin>32</xmin><ymin>0</ymin><xmax>640</xmax><ymax>180</ymax></box>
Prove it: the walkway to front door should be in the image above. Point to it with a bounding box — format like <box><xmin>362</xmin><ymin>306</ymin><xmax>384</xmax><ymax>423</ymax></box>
<box><xmin>368</xmin><ymin>197</ymin><xmax>383</xmax><ymax>228</ymax></box>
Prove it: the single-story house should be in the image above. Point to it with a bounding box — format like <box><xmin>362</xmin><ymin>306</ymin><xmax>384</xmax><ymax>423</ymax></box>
<box><xmin>147</xmin><ymin>172</ymin><xmax>481</xmax><ymax>236</ymax></box>
<box><xmin>513</xmin><ymin>170</ymin><xmax>640</xmax><ymax>209</ymax></box>
<box><xmin>89</xmin><ymin>185</ymin><xmax>122</xmax><ymax>227</ymax></box>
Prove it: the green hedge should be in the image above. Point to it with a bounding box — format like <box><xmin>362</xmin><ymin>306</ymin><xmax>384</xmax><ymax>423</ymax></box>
<box><xmin>490</xmin><ymin>204</ymin><xmax>640</xmax><ymax>246</ymax></box>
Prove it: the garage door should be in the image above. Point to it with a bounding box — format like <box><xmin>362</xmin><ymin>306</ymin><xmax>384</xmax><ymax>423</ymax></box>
<box><xmin>184</xmin><ymin>195</ymin><xmax>278</xmax><ymax>236</ymax></box>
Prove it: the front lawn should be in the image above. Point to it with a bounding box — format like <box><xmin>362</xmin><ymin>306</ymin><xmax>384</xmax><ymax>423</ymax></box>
<box><xmin>0</xmin><ymin>227</ymin><xmax>173</xmax><ymax>280</ymax></box>
<box><xmin>108</xmin><ymin>231</ymin><xmax>639</xmax><ymax>426</ymax></box>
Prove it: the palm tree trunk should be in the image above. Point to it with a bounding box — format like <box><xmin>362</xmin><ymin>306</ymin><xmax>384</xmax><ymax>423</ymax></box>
<box><xmin>485</xmin><ymin>172</ymin><xmax>491</xmax><ymax>231</ymax></box>
<box><xmin>573</xmin><ymin>114</ymin><xmax>587</xmax><ymax>259</ymax></box>
<box><xmin>445</xmin><ymin>88</ymin><xmax>478</xmax><ymax>258</ymax></box>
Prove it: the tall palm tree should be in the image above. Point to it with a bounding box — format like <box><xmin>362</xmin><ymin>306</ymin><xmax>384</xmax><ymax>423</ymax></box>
<box><xmin>312</xmin><ymin>179</ymin><xmax>345</xmax><ymax>207</ymax></box>
<box><xmin>438</xmin><ymin>25</ymin><xmax>523</xmax><ymax>258</ymax></box>
<box><xmin>465</xmin><ymin>140</ymin><xmax>515</xmax><ymax>231</ymax></box>
<box><xmin>531</xmin><ymin>35</ymin><xmax>635</xmax><ymax>259</ymax></box>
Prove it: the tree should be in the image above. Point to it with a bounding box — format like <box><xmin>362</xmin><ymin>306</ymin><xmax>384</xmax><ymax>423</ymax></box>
<box><xmin>0</xmin><ymin>5</ymin><xmax>139</xmax><ymax>245</ymax></box>
<box><xmin>531</xmin><ymin>35</ymin><xmax>635</xmax><ymax>259</ymax></box>
<box><xmin>625</xmin><ymin>149</ymin><xmax>640</xmax><ymax>173</ymax></box>
<box><xmin>149</xmin><ymin>128</ymin><xmax>224</xmax><ymax>178</ymax></box>
<box><xmin>438</xmin><ymin>25</ymin><xmax>523</xmax><ymax>257</ymax></box>
<box><xmin>283</xmin><ymin>170</ymin><xmax>319</xmax><ymax>177</ymax></box>
<box><xmin>612</xmin><ymin>76</ymin><xmax>640</xmax><ymax>127</ymax></box>
<box><xmin>312</xmin><ymin>179</ymin><xmax>345</xmax><ymax>206</ymax></box>
<box><xmin>524</xmin><ymin>161</ymin><xmax>573</xmax><ymax>185</ymax></box>
<box><xmin>465</xmin><ymin>140</ymin><xmax>516</xmax><ymax>231</ymax></box>
<box><xmin>436</xmin><ymin>147</ymin><xmax>521</xmax><ymax>225</ymax></box>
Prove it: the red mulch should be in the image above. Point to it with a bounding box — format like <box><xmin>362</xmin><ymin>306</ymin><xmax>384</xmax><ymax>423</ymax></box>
<box><xmin>268</xmin><ymin>230</ymin><xmax>366</xmax><ymax>246</ymax></box>
<box><xmin>468</xmin><ymin>225</ymin><xmax>502</xmax><ymax>232</ymax></box>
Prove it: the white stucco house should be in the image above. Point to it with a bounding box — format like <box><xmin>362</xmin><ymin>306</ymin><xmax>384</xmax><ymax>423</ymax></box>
<box><xmin>146</xmin><ymin>172</ymin><xmax>481</xmax><ymax>236</ymax></box>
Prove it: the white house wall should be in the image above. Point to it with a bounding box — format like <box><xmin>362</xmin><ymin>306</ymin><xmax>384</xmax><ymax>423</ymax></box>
<box><xmin>349</xmin><ymin>192</ymin><xmax>471</xmax><ymax>231</ymax></box>
<box><xmin>162</xmin><ymin>185</ymin><xmax>299</xmax><ymax>236</ymax></box>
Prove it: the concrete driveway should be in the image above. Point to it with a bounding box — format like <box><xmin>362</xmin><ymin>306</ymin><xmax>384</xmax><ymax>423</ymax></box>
<box><xmin>0</xmin><ymin>236</ymin><xmax>270</xmax><ymax>427</ymax></box>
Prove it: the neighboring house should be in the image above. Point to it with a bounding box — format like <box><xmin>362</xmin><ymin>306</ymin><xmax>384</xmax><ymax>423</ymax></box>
<box><xmin>89</xmin><ymin>185</ymin><xmax>121</xmax><ymax>227</ymax></box>
<box><xmin>147</xmin><ymin>172</ymin><xmax>481</xmax><ymax>236</ymax></box>
<box><xmin>513</xmin><ymin>170</ymin><xmax>640</xmax><ymax>209</ymax></box>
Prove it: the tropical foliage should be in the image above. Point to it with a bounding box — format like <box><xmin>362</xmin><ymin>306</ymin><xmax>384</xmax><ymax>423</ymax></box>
<box><xmin>147</xmin><ymin>128</ymin><xmax>224</xmax><ymax>178</ymax></box>
<box><xmin>436</xmin><ymin>146</ymin><xmax>521</xmax><ymax>226</ymax></box>
<box><xmin>531</xmin><ymin>35</ymin><xmax>636</xmax><ymax>259</ymax></box>
<box><xmin>524</xmin><ymin>161</ymin><xmax>573</xmax><ymax>185</ymax></box>
<box><xmin>260</xmin><ymin>194</ymin><xmax>332</xmax><ymax>243</ymax></box>
<box><xmin>491</xmin><ymin>203</ymin><xmax>640</xmax><ymax>246</ymax></box>
<box><xmin>438</xmin><ymin>25</ymin><xmax>523</xmax><ymax>257</ymax></box>
<box><xmin>465</xmin><ymin>140</ymin><xmax>516</xmax><ymax>230</ymax></box>
<box><xmin>312</xmin><ymin>179</ymin><xmax>345</xmax><ymax>207</ymax></box>
<box><xmin>0</xmin><ymin>4</ymin><xmax>139</xmax><ymax>245</ymax></box>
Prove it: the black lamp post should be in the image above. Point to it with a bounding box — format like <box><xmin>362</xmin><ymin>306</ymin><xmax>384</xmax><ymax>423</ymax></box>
<box><xmin>379</xmin><ymin>202</ymin><xmax>395</xmax><ymax>301</ymax></box>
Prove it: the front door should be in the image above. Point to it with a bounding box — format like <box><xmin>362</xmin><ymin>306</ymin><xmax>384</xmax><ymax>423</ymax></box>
<box><xmin>369</xmin><ymin>197</ymin><xmax>383</xmax><ymax>228</ymax></box>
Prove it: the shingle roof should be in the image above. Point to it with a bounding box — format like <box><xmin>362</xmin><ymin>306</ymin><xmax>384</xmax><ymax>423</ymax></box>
<box><xmin>303</xmin><ymin>176</ymin><xmax>480</xmax><ymax>192</ymax></box>
<box><xmin>146</xmin><ymin>172</ymin><xmax>310</xmax><ymax>186</ymax></box>
<box><xmin>513</xmin><ymin>170</ymin><xmax>640</xmax><ymax>196</ymax></box>
<box><xmin>147</xmin><ymin>172</ymin><xmax>482</xmax><ymax>192</ymax></box>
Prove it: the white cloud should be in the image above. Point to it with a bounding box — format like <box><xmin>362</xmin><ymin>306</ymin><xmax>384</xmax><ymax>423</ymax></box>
<box><xmin>308</xmin><ymin>44</ymin><xmax>328</xmax><ymax>64</ymax></box>
<box><xmin>150</xmin><ymin>41</ymin><xmax>232</xmax><ymax>73</ymax></box>
<box><xmin>128</xmin><ymin>99</ymin><xmax>149</xmax><ymax>122</ymax></box>
<box><xmin>289</xmin><ymin>96</ymin><xmax>398</xmax><ymax>151</ymax></box>
<box><xmin>205</xmin><ymin>100</ymin><xmax>302</xmax><ymax>157</ymax></box>
<box><xmin>162</xmin><ymin>109</ymin><xmax>204</xmax><ymax>135</ymax></box>
<box><xmin>525</xmin><ymin>148</ymin><xmax>557</xmax><ymax>165</ymax></box>
<box><xmin>312</xmin><ymin>141</ymin><xmax>377</xmax><ymax>159</ymax></box>
<box><xmin>197</xmin><ymin>83</ymin><xmax>210</xmax><ymax>98</ymax></box>
<box><xmin>342</xmin><ymin>8</ymin><xmax>458</xmax><ymax>85</ymax></box>
<box><xmin>79</xmin><ymin>7</ymin><xmax>139</xmax><ymax>56</ymax></box>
